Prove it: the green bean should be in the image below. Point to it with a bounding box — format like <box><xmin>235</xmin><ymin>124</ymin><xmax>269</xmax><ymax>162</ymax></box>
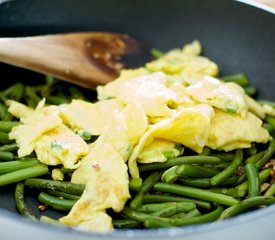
<box><xmin>0</xmin><ymin>143</ymin><xmax>18</xmax><ymax>152</ymax></box>
<box><xmin>122</xmin><ymin>206</ymin><xmax>152</xmax><ymax>222</ymax></box>
<box><xmin>0</xmin><ymin>121</ymin><xmax>20</xmax><ymax>132</ymax></box>
<box><xmin>142</xmin><ymin>193</ymin><xmax>211</xmax><ymax>209</ymax></box>
<box><xmin>46</xmin><ymin>96</ymin><xmax>70</xmax><ymax>105</ymax></box>
<box><xmin>0</xmin><ymin>103</ymin><xmax>10</xmax><ymax>120</ymax></box>
<box><xmin>153</xmin><ymin>183</ymin><xmax>239</xmax><ymax>206</ymax></box>
<box><xmin>219</xmin><ymin>196</ymin><xmax>275</xmax><ymax>219</ymax></box>
<box><xmin>264</xmin><ymin>184</ymin><xmax>275</xmax><ymax>197</ymax></box>
<box><xmin>150</xmin><ymin>205</ymin><xmax>178</xmax><ymax>217</ymax></box>
<box><xmin>46</xmin><ymin>190</ymin><xmax>80</xmax><ymax>200</ymax></box>
<box><xmin>265</xmin><ymin>116</ymin><xmax>275</xmax><ymax>129</ymax></box>
<box><xmin>0</xmin><ymin>164</ymin><xmax>48</xmax><ymax>187</ymax></box>
<box><xmin>170</xmin><ymin>209</ymin><xmax>201</xmax><ymax>220</ymax></box>
<box><xmin>210</xmin><ymin>149</ymin><xmax>243</xmax><ymax>186</ymax></box>
<box><xmin>199</xmin><ymin>147</ymin><xmax>211</xmax><ymax>156</ymax></box>
<box><xmin>0</xmin><ymin>151</ymin><xmax>14</xmax><ymax>161</ymax></box>
<box><xmin>2</xmin><ymin>83</ymin><xmax>25</xmax><ymax>101</ymax></box>
<box><xmin>178</xmin><ymin>176</ymin><xmax>238</xmax><ymax>189</ymax></box>
<box><xmin>129</xmin><ymin>178</ymin><xmax>142</xmax><ymax>192</ymax></box>
<box><xmin>246</xmin><ymin>144</ymin><xmax>257</xmax><ymax>156</ymax></box>
<box><xmin>176</xmin><ymin>164</ymin><xmax>220</xmax><ymax>178</ymax></box>
<box><xmin>0</xmin><ymin>159</ymin><xmax>39</xmax><ymax>174</ymax></box>
<box><xmin>256</xmin><ymin>140</ymin><xmax>275</xmax><ymax>169</ymax></box>
<box><xmin>38</xmin><ymin>192</ymin><xmax>76</xmax><ymax>211</ymax></box>
<box><xmin>15</xmin><ymin>182</ymin><xmax>36</xmax><ymax>220</ymax></box>
<box><xmin>139</xmin><ymin>156</ymin><xmax>221</xmax><ymax>172</ymax></box>
<box><xmin>170</xmin><ymin>211</ymin><xmax>186</xmax><ymax>219</ymax></box>
<box><xmin>145</xmin><ymin>205</ymin><xmax>224</xmax><ymax>227</ymax></box>
<box><xmin>144</xmin><ymin>218</ymin><xmax>173</xmax><ymax>228</ymax></box>
<box><xmin>245</xmin><ymin>163</ymin><xmax>260</xmax><ymax>197</ymax></box>
<box><xmin>0</xmin><ymin>131</ymin><xmax>14</xmax><ymax>144</ymax></box>
<box><xmin>235</xmin><ymin>168</ymin><xmax>271</xmax><ymax>197</ymax></box>
<box><xmin>178</xmin><ymin>177</ymin><xmax>211</xmax><ymax>188</ymax></box>
<box><xmin>210</xmin><ymin>152</ymin><xmax>235</xmax><ymax>162</ymax></box>
<box><xmin>24</xmin><ymin>178</ymin><xmax>85</xmax><ymax>196</ymax></box>
<box><xmin>209</xmin><ymin>188</ymin><xmax>245</xmax><ymax>198</ymax></box>
<box><xmin>245</xmin><ymin>151</ymin><xmax>265</xmax><ymax>164</ymax></box>
<box><xmin>60</xmin><ymin>166</ymin><xmax>74</xmax><ymax>174</ymax></box>
<box><xmin>137</xmin><ymin>201</ymin><xmax>196</xmax><ymax>213</ymax></box>
<box><xmin>245</xmin><ymin>86</ymin><xmax>257</xmax><ymax>96</ymax></box>
<box><xmin>150</xmin><ymin>48</ymin><xmax>165</xmax><ymax>59</ymax></box>
<box><xmin>130</xmin><ymin>192</ymin><xmax>144</xmax><ymax>209</ymax></box>
<box><xmin>68</xmin><ymin>86</ymin><xmax>85</xmax><ymax>100</ymax></box>
<box><xmin>184</xmin><ymin>208</ymin><xmax>201</xmax><ymax>218</ymax></box>
<box><xmin>161</xmin><ymin>166</ymin><xmax>178</xmax><ymax>183</ymax></box>
<box><xmin>169</xmin><ymin>205</ymin><xmax>224</xmax><ymax>226</ymax></box>
<box><xmin>113</xmin><ymin>219</ymin><xmax>142</xmax><ymax>228</ymax></box>
<box><xmin>221</xmin><ymin>73</ymin><xmax>249</xmax><ymax>87</ymax></box>
<box><xmin>130</xmin><ymin>171</ymin><xmax>162</xmax><ymax>209</ymax></box>
<box><xmin>25</xmin><ymin>86</ymin><xmax>41</xmax><ymax>105</ymax></box>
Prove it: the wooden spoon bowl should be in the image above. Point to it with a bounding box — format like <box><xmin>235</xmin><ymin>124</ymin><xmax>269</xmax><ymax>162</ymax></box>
<box><xmin>0</xmin><ymin>32</ymin><xmax>141</xmax><ymax>88</ymax></box>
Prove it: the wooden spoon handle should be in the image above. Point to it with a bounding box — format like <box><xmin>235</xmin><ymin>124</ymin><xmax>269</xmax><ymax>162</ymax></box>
<box><xmin>0</xmin><ymin>32</ymin><xmax>139</xmax><ymax>88</ymax></box>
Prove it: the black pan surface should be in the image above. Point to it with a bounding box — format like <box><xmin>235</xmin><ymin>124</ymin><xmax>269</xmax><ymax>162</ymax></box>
<box><xmin>0</xmin><ymin>0</ymin><xmax>274</xmax><ymax>239</ymax></box>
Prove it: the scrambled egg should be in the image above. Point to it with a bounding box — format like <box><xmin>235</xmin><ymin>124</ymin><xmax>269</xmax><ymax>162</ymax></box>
<box><xmin>207</xmin><ymin>109</ymin><xmax>270</xmax><ymax>151</ymax></box>
<box><xmin>6</xmin><ymin>41</ymin><xmax>272</xmax><ymax>232</ymax></box>
<box><xmin>185</xmin><ymin>76</ymin><xmax>248</xmax><ymax>117</ymax></box>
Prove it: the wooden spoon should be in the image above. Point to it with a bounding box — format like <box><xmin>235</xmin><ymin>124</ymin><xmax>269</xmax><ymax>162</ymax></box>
<box><xmin>0</xmin><ymin>32</ymin><xmax>141</xmax><ymax>88</ymax></box>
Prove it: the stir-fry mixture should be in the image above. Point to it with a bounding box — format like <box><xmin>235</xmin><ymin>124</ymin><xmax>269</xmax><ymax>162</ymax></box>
<box><xmin>1</xmin><ymin>41</ymin><xmax>275</xmax><ymax>232</ymax></box>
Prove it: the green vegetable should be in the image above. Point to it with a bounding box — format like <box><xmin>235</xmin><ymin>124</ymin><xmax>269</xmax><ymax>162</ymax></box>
<box><xmin>24</xmin><ymin>178</ymin><xmax>85</xmax><ymax>196</ymax></box>
<box><xmin>220</xmin><ymin>73</ymin><xmax>249</xmax><ymax>87</ymax></box>
<box><xmin>142</xmin><ymin>193</ymin><xmax>211</xmax><ymax>209</ymax></box>
<box><xmin>136</xmin><ymin>201</ymin><xmax>196</xmax><ymax>213</ymax></box>
<box><xmin>38</xmin><ymin>192</ymin><xmax>76</xmax><ymax>211</ymax></box>
<box><xmin>0</xmin><ymin>143</ymin><xmax>18</xmax><ymax>152</ymax></box>
<box><xmin>245</xmin><ymin>163</ymin><xmax>260</xmax><ymax>197</ymax></box>
<box><xmin>0</xmin><ymin>159</ymin><xmax>39</xmax><ymax>174</ymax></box>
<box><xmin>210</xmin><ymin>149</ymin><xmax>243</xmax><ymax>186</ymax></box>
<box><xmin>130</xmin><ymin>171</ymin><xmax>162</xmax><ymax>209</ymax></box>
<box><xmin>139</xmin><ymin>156</ymin><xmax>221</xmax><ymax>172</ymax></box>
<box><xmin>0</xmin><ymin>164</ymin><xmax>49</xmax><ymax>187</ymax></box>
<box><xmin>153</xmin><ymin>182</ymin><xmax>239</xmax><ymax>206</ymax></box>
<box><xmin>15</xmin><ymin>182</ymin><xmax>36</xmax><ymax>220</ymax></box>
<box><xmin>219</xmin><ymin>196</ymin><xmax>275</xmax><ymax>219</ymax></box>
<box><xmin>113</xmin><ymin>219</ymin><xmax>142</xmax><ymax>228</ymax></box>
<box><xmin>0</xmin><ymin>121</ymin><xmax>20</xmax><ymax>132</ymax></box>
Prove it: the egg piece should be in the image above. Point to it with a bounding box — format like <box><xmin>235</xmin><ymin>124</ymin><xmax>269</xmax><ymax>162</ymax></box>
<box><xmin>6</xmin><ymin>100</ymin><xmax>34</xmax><ymax>119</ymax></box>
<box><xmin>207</xmin><ymin>109</ymin><xmax>270</xmax><ymax>151</ymax></box>
<box><xmin>97</xmin><ymin>68</ymin><xmax>149</xmax><ymax>100</ymax></box>
<box><xmin>122</xmin><ymin>101</ymin><xmax>148</xmax><ymax>145</ymax></box>
<box><xmin>72</xmin><ymin>110</ymin><xmax>131</xmax><ymax>184</ymax></box>
<box><xmin>117</xmin><ymin>72</ymin><xmax>178</xmax><ymax>117</ymax></box>
<box><xmin>34</xmin><ymin>124</ymin><xmax>89</xmax><ymax>169</ymax></box>
<box><xmin>186</xmin><ymin>76</ymin><xmax>248</xmax><ymax>118</ymax></box>
<box><xmin>182</xmin><ymin>40</ymin><xmax>202</xmax><ymax>56</ymax></box>
<box><xmin>137</xmin><ymin>139</ymin><xmax>183</xmax><ymax>164</ymax></box>
<box><xmin>146</xmin><ymin>43</ymin><xmax>218</xmax><ymax>85</ymax></box>
<box><xmin>59</xmin><ymin>99</ymin><xmax>125</xmax><ymax>136</ymax></box>
<box><xmin>60</xmin><ymin>210</ymin><xmax>113</xmax><ymax>233</ymax></box>
<box><xmin>128</xmin><ymin>104</ymin><xmax>214</xmax><ymax>178</ymax></box>
<box><xmin>9</xmin><ymin>105</ymin><xmax>62</xmax><ymax>157</ymax></box>
<box><xmin>62</xmin><ymin>111</ymin><xmax>131</xmax><ymax>231</ymax></box>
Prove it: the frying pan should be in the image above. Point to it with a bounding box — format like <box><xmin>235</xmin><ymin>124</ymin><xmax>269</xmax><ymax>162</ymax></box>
<box><xmin>0</xmin><ymin>0</ymin><xmax>274</xmax><ymax>239</ymax></box>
